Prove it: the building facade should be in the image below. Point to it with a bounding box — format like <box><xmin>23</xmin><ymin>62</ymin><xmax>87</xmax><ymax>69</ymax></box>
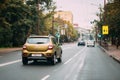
<box><xmin>54</xmin><ymin>11</ymin><xmax>73</xmax><ymax>24</ymax></box>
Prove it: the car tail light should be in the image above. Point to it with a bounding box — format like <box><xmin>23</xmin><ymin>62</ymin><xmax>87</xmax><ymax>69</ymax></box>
<box><xmin>48</xmin><ymin>45</ymin><xmax>54</xmax><ymax>50</ymax></box>
<box><xmin>22</xmin><ymin>53</ymin><xmax>28</xmax><ymax>57</ymax></box>
<box><xmin>23</xmin><ymin>45</ymin><xmax>27</xmax><ymax>50</ymax></box>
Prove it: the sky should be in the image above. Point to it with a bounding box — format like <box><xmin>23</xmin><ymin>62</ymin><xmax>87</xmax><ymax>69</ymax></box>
<box><xmin>53</xmin><ymin>0</ymin><xmax>105</xmax><ymax>29</ymax></box>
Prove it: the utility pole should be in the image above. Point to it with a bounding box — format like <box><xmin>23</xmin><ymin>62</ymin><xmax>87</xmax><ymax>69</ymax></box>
<box><xmin>104</xmin><ymin>0</ymin><xmax>106</xmax><ymax>7</ymax></box>
<box><xmin>104</xmin><ymin>0</ymin><xmax>106</xmax><ymax>24</ymax></box>
<box><xmin>52</xmin><ymin>15</ymin><xmax>54</xmax><ymax>35</ymax></box>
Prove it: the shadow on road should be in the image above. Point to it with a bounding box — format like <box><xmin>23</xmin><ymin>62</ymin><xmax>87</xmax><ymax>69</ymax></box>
<box><xmin>22</xmin><ymin>60</ymin><xmax>61</xmax><ymax>66</ymax></box>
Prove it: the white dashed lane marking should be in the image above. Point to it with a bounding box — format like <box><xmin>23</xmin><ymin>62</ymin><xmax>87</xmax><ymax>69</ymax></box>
<box><xmin>0</xmin><ymin>59</ymin><xmax>21</xmax><ymax>67</ymax></box>
<box><xmin>41</xmin><ymin>75</ymin><xmax>50</xmax><ymax>80</ymax></box>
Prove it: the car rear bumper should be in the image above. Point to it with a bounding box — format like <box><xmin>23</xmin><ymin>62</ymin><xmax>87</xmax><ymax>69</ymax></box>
<box><xmin>22</xmin><ymin>52</ymin><xmax>54</xmax><ymax>60</ymax></box>
<box><xmin>87</xmin><ymin>43</ymin><xmax>95</xmax><ymax>47</ymax></box>
<box><xmin>27</xmin><ymin>56</ymin><xmax>47</xmax><ymax>60</ymax></box>
<box><xmin>78</xmin><ymin>42</ymin><xmax>85</xmax><ymax>46</ymax></box>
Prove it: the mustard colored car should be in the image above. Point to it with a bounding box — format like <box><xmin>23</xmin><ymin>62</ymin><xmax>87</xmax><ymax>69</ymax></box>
<box><xmin>22</xmin><ymin>35</ymin><xmax>62</xmax><ymax>65</ymax></box>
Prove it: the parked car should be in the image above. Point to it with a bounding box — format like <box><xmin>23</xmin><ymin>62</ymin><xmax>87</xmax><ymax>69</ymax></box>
<box><xmin>22</xmin><ymin>35</ymin><xmax>62</xmax><ymax>65</ymax></box>
<box><xmin>78</xmin><ymin>39</ymin><xmax>86</xmax><ymax>46</ymax></box>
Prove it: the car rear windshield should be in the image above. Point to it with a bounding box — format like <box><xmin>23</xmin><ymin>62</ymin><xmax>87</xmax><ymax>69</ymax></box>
<box><xmin>26</xmin><ymin>37</ymin><xmax>49</xmax><ymax>44</ymax></box>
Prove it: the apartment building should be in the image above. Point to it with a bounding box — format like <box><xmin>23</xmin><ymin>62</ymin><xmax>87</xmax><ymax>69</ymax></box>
<box><xmin>54</xmin><ymin>10</ymin><xmax>73</xmax><ymax>24</ymax></box>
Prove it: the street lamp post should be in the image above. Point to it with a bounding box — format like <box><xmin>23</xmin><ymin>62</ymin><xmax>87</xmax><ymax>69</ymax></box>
<box><xmin>52</xmin><ymin>15</ymin><xmax>54</xmax><ymax>35</ymax></box>
<box><xmin>104</xmin><ymin>0</ymin><xmax>106</xmax><ymax>7</ymax></box>
<box><xmin>104</xmin><ymin>0</ymin><xmax>106</xmax><ymax>24</ymax></box>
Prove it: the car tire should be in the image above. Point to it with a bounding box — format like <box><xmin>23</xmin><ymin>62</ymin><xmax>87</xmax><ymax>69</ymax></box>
<box><xmin>57</xmin><ymin>56</ymin><xmax>62</xmax><ymax>63</ymax></box>
<box><xmin>51</xmin><ymin>55</ymin><xmax>56</xmax><ymax>65</ymax></box>
<box><xmin>34</xmin><ymin>60</ymin><xmax>38</xmax><ymax>63</ymax></box>
<box><xmin>22</xmin><ymin>57</ymin><xmax>28</xmax><ymax>65</ymax></box>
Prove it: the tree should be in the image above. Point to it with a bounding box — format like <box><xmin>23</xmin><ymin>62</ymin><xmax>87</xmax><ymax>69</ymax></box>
<box><xmin>26</xmin><ymin>0</ymin><xmax>55</xmax><ymax>35</ymax></box>
<box><xmin>93</xmin><ymin>0</ymin><xmax>120</xmax><ymax>45</ymax></box>
<box><xmin>0</xmin><ymin>0</ymin><xmax>13</xmax><ymax>47</ymax></box>
<box><xmin>0</xmin><ymin>0</ymin><xmax>56</xmax><ymax>47</ymax></box>
<box><xmin>104</xmin><ymin>0</ymin><xmax>120</xmax><ymax>44</ymax></box>
<box><xmin>0</xmin><ymin>0</ymin><xmax>33</xmax><ymax>47</ymax></box>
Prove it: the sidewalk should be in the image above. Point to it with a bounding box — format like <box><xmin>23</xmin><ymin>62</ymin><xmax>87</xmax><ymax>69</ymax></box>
<box><xmin>0</xmin><ymin>48</ymin><xmax>22</xmax><ymax>54</ymax></box>
<box><xmin>107</xmin><ymin>45</ymin><xmax>120</xmax><ymax>62</ymax></box>
<box><xmin>101</xmin><ymin>44</ymin><xmax>120</xmax><ymax>62</ymax></box>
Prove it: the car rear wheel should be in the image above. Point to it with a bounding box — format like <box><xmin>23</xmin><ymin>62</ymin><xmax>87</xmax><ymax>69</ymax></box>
<box><xmin>51</xmin><ymin>55</ymin><xmax>56</xmax><ymax>65</ymax></box>
<box><xmin>57</xmin><ymin>57</ymin><xmax>62</xmax><ymax>62</ymax></box>
<box><xmin>22</xmin><ymin>57</ymin><xmax>28</xmax><ymax>65</ymax></box>
<box><xmin>57</xmin><ymin>53</ymin><xmax>62</xmax><ymax>63</ymax></box>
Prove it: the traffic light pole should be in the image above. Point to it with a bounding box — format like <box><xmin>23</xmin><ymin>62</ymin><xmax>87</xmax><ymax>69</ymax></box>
<box><xmin>52</xmin><ymin>16</ymin><xmax>54</xmax><ymax>35</ymax></box>
<box><xmin>57</xmin><ymin>26</ymin><xmax>60</xmax><ymax>44</ymax></box>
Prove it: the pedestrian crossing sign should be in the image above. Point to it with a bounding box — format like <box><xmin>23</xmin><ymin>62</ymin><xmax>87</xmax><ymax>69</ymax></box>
<box><xmin>102</xmin><ymin>25</ymin><xmax>109</xmax><ymax>35</ymax></box>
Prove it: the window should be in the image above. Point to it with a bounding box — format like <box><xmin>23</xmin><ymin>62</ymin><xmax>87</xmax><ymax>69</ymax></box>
<box><xmin>27</xmin><ymin>37</ymin><xmax>49</xmax><ymax>44</ymax></box>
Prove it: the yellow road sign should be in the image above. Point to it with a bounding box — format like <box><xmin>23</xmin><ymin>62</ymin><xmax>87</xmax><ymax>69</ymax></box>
<box><xmin>102</xmin><ymin>25</ymin><xmax>109</xmax><ymax>35</ymax></box>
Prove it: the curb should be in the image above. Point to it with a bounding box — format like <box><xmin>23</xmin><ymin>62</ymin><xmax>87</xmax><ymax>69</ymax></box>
<box><xmin>111</xmin><ymin>55</ymin><xmax>120</xmax><ymax>62</ymax></box>
<box><xmin>0</xmin><ymin>48</ymin><xmax>22</xmax><ymax>54</ymax></box>
<box><xmin>98</xmin><ymin>45</ymin><xmax>120</xmax><ymax>62</ymax></box>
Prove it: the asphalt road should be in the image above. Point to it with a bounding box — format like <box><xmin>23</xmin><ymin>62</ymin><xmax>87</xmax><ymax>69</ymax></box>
<box><xmin>0</xmin><ymin>43</ymin><xmax>120</xmax><ymax>80</ymax></box>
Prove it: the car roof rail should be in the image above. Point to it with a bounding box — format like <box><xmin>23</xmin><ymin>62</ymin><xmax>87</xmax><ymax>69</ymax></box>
<box><xmin>28</xmin><ymin>34</ymin><xmax>38</xmax><ymax>37</ymax></box>
<box><xmin>48</xmin><ymin>34</ymin><xmax>54</xmax><ymax>37</ymax></box>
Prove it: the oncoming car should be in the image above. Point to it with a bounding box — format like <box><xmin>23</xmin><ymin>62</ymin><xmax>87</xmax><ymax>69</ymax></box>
<box><xmin>22</xmin><ymin>35</ymin><xmax>62</xmax><ymax>65</ymax></box>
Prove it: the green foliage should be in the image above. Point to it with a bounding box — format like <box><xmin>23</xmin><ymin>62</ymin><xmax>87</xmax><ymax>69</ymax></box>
<box><xmin>0</xmin><ymin>0</ymin><xmax>55</xmax><ymax>47</ymax></box>
<box><xmin>0</xmin><ymin>0</ymin><xmax>12</xmax><ymax>47</ymax></box>
<box><xmin>53</xmin><ymin>18</ymin><xmax>79</xmax><ymax>42</ymax></box>
<box><xmin>0</xmin><ymin>0</ymin><xmax>78</xmax><ymax>47</ymax></box>
<box><xmin>105</xmin><ymin>1</ymin><xmax>120</xmax><ymax>38</ymax></box>
<box><xmin>0</xmin><ymin>0</ymin><xmax>34</xmax><ymax>47</ymax></box>
<box><xmin>93</xmin><ymin>0</ymin><xmax>120</xmax><ymax>44</ymax></box>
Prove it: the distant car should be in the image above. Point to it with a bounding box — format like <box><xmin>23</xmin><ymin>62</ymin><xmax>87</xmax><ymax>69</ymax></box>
<box><xmin>78</xmin><ymin>39</ymin><xmax>85</xmax><ymax>46</ymax></box>
<box><xmin>86</xmin><ymin>40</ymin><xmax>95</xmax><ymax>47</ymax></box>
<box><xmin>22</xmin><ymin>35</ymin><xmax>62</xmax><ymax>65</ymax></box>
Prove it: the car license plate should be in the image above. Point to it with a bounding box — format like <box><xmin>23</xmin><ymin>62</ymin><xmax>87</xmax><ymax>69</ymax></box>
<box><xmin>32</xmin><ymin>54</ymin><xmax>42</xmax><ymax>56</ymax></box>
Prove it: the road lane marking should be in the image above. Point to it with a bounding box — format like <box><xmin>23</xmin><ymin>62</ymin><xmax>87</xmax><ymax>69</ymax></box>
<box><xmin>74</xmin><ymin>51</ymin><xmax>86</xmax><ymax>80</ymax></box>
<box><xmin>64</xmin><ymin>48</ymin><xmax>86</xmax><ymax>80</ymax></box>
<box><xmin>64</xmin><ymin>47</ymin><xmax>86</xmax><ymax>64</ymax></box>
<box><xmin>0</xmin><ymin>59</ymin><xmax>21</xmax><ymax>67</ymax></box>
<box><xmin>43</xmin><ymin>47</ymin><xmax>86</xmax><ymax>80</ymax></box>
<box><xmin>73</xmin><ymin>57</ymin><xmax>85</xmax><ymax>80</ymax></box>
<box><xmin>64</xmin><ymin>57</ymin><xmax>73</xmax><ymax>64</ymax></box>
<box><xmin>41</xmin><ymin>75</ymin><xmax>50</xmax><ymax>80</ymax></box>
